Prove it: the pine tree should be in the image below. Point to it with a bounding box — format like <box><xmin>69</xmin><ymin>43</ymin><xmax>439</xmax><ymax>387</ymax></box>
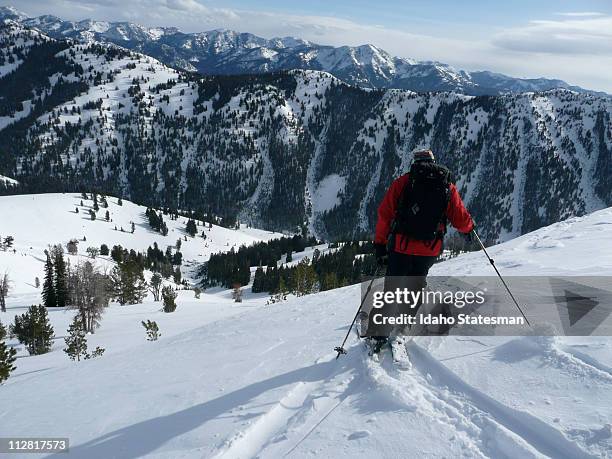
<box><xmin>141</xmin><ymin>320</ymin><xmax>160</xmax><ymax>341</ymax></box>
<box><xmin>11</xmin><ymin>305</ymin><xmax>54</xmax><ymax>355</ymax></box>
<box><xmin>186</xmin><ymin>219</ymin><xmax>197</xmax><ymax>237</ymax></box>
<box><xmin>294</xmin><ymin>258</ymin><xmax>317</xmax><ymax>296</ymax></box>
<box><xmin>162</xmin><ymin>286</ymin><xmax>178</xmax><ymax>312</ymax></box>
<box><xmin>52</xmin><ymin>246</ymin><xmax>68</xmax><ymax>308</ymax></box>
<box><xmin>173</xmin><ymin>267</ymin><xmax>182</xmax><ymax>284</ymax></box>
<box><xmin>0</xmin><ymin>321</ymin><xmax>7</xmax><ymax>341</ymax></box>
<box><xmin>64</xmin><ymin>316</ymin><xmax>88</xmax><ymax>361</ymax></box>
<box><xmin>251</xmin><ymin>266</ymin><xmax>265</xmax><ymax>293</ymax></box>
<box><xmin>1</xmin><ymin>320</ymin><xmax>17</xmax><ymax>383</ymax></box>
<box><xmin>0</xmin><ymin>273</ymin><xmax>8</xmax><ymax>313</ymax></box>
<box><xmin>111</xmin><ymin>261</ymin><xmax>147</xmax><ymax>305</ymax></box>
<box><xmin>42</xmin><ymin>252</ymin><xmax>57</xmax><ymax>308</ymax></box>
<box><xmin>0</xmin><ymin>339</ymin><xmax>17</xmax><ymax>383</ymax></box>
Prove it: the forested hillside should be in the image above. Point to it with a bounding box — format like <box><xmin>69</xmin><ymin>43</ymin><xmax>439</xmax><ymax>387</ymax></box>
<box><xmin>0</xmin><ymin>21</ymin><xmax>610</xmax><ymax>242</ymax></box>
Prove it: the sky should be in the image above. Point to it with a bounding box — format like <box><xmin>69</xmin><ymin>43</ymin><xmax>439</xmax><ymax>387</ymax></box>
<box><xmin>2</xmin><ymin>0</ymin><xmax>612</xmax><ymax>92</ymax></box>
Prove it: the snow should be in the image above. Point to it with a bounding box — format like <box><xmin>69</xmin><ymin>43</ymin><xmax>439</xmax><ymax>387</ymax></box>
<box><xmin>311</xmin><ymin>174</ymin><xmax>345</xmax><ymax>213</ymax></box>
<box><xmin>1</xmin><ymin>202</ymin><xmax>611</xmax><ymax>457</ymax></box>
<box><xmin>0</xmin><ymin>193</ymin><xmax>281</xmax><ymax>300</ymax></box>
<box><xmin>0</xmin><ymin>174</ymin><xmax>18</xmax><ymax>186</ymax></box>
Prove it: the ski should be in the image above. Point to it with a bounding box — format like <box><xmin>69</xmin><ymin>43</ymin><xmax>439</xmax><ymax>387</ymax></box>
<box><xmin>389</xmin><ymin>337</ymin><xmax>411</xmax><ymax>370</ymax></box>
<box><xmin>364</xmin><ymin>338</ymin><xmax>388</xmax><ymax>361</ymax></box>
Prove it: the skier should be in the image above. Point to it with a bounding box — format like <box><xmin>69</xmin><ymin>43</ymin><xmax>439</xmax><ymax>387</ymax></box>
<box><xmin>369</xmin><ymin>149</ymin><xmax>474</xmax><ymax>354</ymax></box>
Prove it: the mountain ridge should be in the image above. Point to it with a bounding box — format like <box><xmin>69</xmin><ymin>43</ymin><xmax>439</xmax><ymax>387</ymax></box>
<box><xmin>0</xmin><ymin>5</ymin><xmax>604</xmax><ymax>97</ymax></box>
<box><xmin>1</xmin><ymin>20</ymin><xmax>610</xmax><ymax>242</ymax></box>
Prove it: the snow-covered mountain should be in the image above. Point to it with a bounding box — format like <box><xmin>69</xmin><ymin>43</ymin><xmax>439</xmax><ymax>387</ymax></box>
<box><xmin>0</xmin><ymin>20</ymin><xmax>610</xmax><ymax>242</ymax></box>
<box><xmin>0</xmin><ymin>5</ymin><xmax>600</xmax><ymax>96</ymax></box>
<box><xmin>1</xmin><ymin>199</ymin><xmax>611</xmax><ymax>458</ymax></box>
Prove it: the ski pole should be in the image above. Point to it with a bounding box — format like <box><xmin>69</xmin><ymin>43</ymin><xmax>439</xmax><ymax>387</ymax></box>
<box><xmin>471</xmin><ymin>229</ymin><xmax>531</xmax><ymax>326</ymax></box>
<box><xmin>334</xmin><ymin>265</ymin><xmax>384</xmax><ymax>359</ymax></box>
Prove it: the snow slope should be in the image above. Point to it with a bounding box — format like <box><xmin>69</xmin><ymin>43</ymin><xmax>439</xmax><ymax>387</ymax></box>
<box><xmin>0</xmin><ymin>193</ymin><xmax>280</xmax><ymax>298</ymax></box>
<box><xmin>1</xmin><ymin>207</ymin><xmax>612</xmax><ymax>458</ymax></box>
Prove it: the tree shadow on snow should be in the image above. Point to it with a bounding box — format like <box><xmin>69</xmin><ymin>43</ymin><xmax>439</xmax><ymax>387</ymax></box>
<box><xmin>47</xmin><ymin>358</ymin><xmax>354</xmax><ymax>459</ymax></box>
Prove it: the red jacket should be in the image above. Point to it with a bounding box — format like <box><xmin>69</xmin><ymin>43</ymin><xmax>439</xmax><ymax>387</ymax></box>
<box><xmin>374</xmin><ymin>173</ymin><xmax>473</xmax><ymax>256</ymax></box>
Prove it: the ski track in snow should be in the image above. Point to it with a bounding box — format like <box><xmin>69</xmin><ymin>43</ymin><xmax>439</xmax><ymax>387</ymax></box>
<box><xmin>212</xmin><ymin>352</ymin><xmax>361</xmax><ymax>459</ymax></box>
<box><xmin>212</xmin><ymin>337</ymin><xmax>603</xmax><ymax>459</ymax></box>
<box><xmin>552</xmin><ymin>342</ymin><xmax>612</xmax><ymax>381</ymax></box>
<box><xmin>405</xmin><ymin>342</ymin><xmax>597</xmax><ymax>459</ymax></box>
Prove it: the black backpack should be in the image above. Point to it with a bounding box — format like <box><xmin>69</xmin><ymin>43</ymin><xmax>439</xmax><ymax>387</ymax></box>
<box><xmin>393</xmin><ymin>162</ymin><xmax>451</xmax><ymax>241</ymax></box>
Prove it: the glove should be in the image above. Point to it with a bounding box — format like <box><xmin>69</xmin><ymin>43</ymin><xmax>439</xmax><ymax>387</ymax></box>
<box><xmin>461</xmin><ymin>219</ymin><xmax>476</xmax><ymax>242</ymax></box>
<box><xmin>375</xmin><ymin>243</ymin><xmax>388</xmax><ymax>266</ymax></box>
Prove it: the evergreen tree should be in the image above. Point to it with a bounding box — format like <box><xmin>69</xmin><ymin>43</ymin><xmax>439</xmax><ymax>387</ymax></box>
<box><xmin>186</xmin><ymin>219</ymin><xmax>197</xmax><ymax>237</ymax></box>
<box><xmin>52</xmin><ymin>245</ymin><xmax>68</xmax><ymax>308</ymax></box>
<box><xmin>111</xmin><ymin>261</ymin><xmax>147</xmax><ymax>305</ymax></box>
<box><xmin>173</xmin><ymin>267</ymin><xmax>182</xmax><ymax>284</ymax></box>
<box><xmin>294</xmin><ymin>258</ymin><xmax>317</xmax><ymax>296</ymax></box>
<box><xmin>64</xmin><ymin>315</ymin><xmax>88</xmax><ymax>361</ymax></box>
<box><xmin>11</xmin><ymin>305</ymin><xmax>54</xmax><ymax>355</ymax></box>
<box><xmin>0</xmin><ymin>320</ymin><xmax>7</xmax><ymax>340</ymax></box>
<box><xmin>42</xmin><ymin>252</ymin><xmax>57</xmax><ymax>308</ymax></box>
<box><xmin>100</xmin><ymin>244</ymin><xmax>109</xmax><ymax>256</ymax></box>
<box><xmin>0</xmin><ymin>338</ymin><xmax>17</xmax><ymax>383</ymax></box>
<box><xmin>0</xmin><ymin>273</ymin><xmax>8</xmax><ymax>313</ymax></box>
<box><xmin>0</xmin><ymin>320</ymin><xmax>16</xmax><ymax>383</ymax></box>
<box><xmin>66</xmin><ymin>239</ymin><xmax>79</xmax><ymax>255</ymax></box>
<box><xmin>141</xmin><ymin>320</ymin><xmax>160</xmax><ymax>341</ymax></box>
<box><xmin>162</xmin><ymin>286</ymin><xmax>177</xmax><ymax>312</ymax></box>
<box><xmin>321</xmin><ymin>272</ymin><xmax>338</xmax><ymax>291</ymax></box>
<box><xmin>251</xmin><ymin>266</ymin><xmax>265</xmax><ymax>293</ymax></box>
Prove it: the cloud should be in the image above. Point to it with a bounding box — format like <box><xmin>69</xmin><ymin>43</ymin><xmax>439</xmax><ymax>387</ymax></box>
<box><xmin>493</xmin><ymin>15</ymin><xmax>612</xmax><ymax>56</ymax></box>
<box><xmin>555</xmin><ymin>12</ymin><xmax>605</xmax><ymax>17</ymax></box>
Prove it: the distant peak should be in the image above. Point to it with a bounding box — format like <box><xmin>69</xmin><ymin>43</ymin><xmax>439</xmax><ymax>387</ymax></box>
<box><xmin>0</xmin><ymin>5</ymin><xmax>29</xmax><ymax>20</ymax></box>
